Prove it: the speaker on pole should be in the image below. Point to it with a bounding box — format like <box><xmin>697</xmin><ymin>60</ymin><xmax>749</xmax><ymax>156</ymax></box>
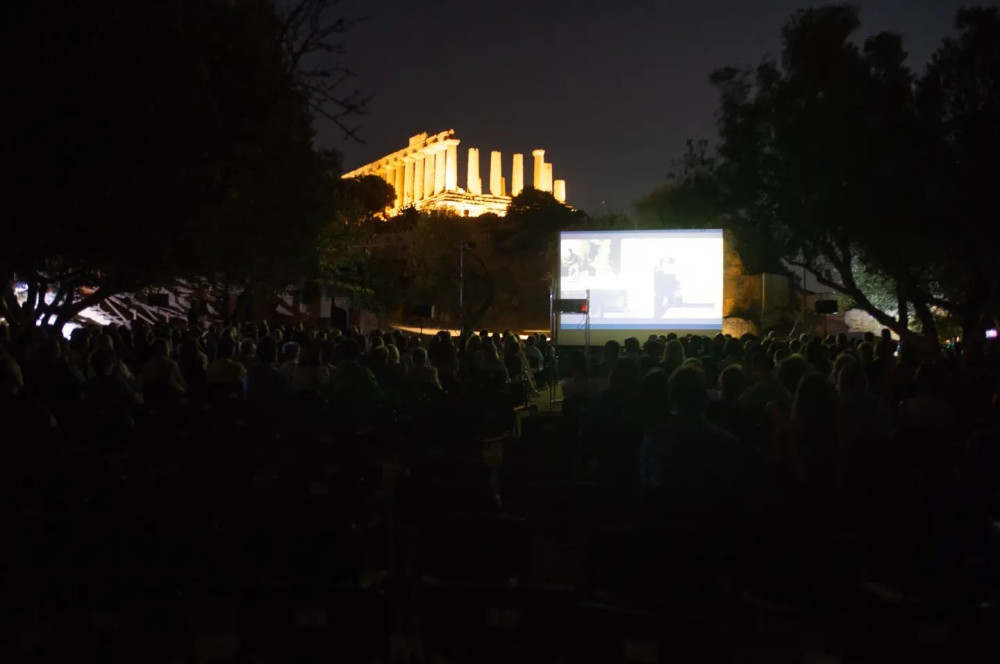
<box><xmin>301</xmin><ymin>281</ymin><xmax>321</xmax><ymax>305</ymax></box>
<box><xmin>553</xmin><ymin>298</ymin><xmax>588</xmax><ymax>314</ymax></box>
<box><xmin>814</xmin><ymin>299</ymin><xmax>838</xmax><ymax>314</ymax></box>
<box><xmin>411</xmin><ymin>304</ymin><xmax>436</xmax><ymax>318</ymax></box>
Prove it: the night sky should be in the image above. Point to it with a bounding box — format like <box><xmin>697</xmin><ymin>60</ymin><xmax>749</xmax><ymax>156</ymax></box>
<box><xmin>319</xmin><ymin>0</ymin><xmax>969</xmax><ymax>215</ymax></box>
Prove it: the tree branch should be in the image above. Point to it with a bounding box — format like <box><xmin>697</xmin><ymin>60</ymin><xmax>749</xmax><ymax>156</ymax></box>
<box><xmin>788</xmin><ymin>258</ymin><xmax>913</xmax><ymax>339</ymax></box>
<box><xmin>54</xmin><ymin>284</ymin><xmax>116</xmax><ymax>328</ymax></box>
<box><xmin>280</xmin><ymin>0</ymin><xmax>368</xmax><ymax>142</ymax></box>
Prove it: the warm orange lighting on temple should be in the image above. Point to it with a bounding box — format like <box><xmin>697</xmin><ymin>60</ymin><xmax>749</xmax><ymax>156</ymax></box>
<box><xmin>341</xmin><ymin>129</ymin><xmax>568</xmax><ymax>218</ymax></box>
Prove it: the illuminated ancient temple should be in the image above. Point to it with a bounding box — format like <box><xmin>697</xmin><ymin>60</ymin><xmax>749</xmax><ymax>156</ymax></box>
<box><xmin>341</xmin><ymin>129</ymin><xmax>567</xmax><ymax>217</ymax></box>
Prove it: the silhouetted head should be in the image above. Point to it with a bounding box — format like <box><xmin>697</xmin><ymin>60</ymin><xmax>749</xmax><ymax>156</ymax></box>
<box><xmin>281</xmin><ymin>342</ymin><xmax>300</xmax><ymax>363</ymax></box>
<box><xmin>608</xmin><ymin>357</ymin><xmax>640</xmax><ymax>395</ymax></box>
<box><xmin>664</xmin><ymin>339</ymin><xmax>685</xmax><ymax>366</ymax></box>
<box><xmin>386</xmin><ymin>344</ymin><xmax>400</xmax><ymax>364</ymax></box>
<box><xmin>338</xmin><ymin>338</ymin><xmax>361</xmax><ymax>362</ymax></box>
<box><xmin>483</xmin><ymin>344</ymin><xmax>499</xmax><ymax>362</ymax></box>
<box><xmin>413</xmin><ymin>347</ymin><xmax>428</xmax><ymax>367</ymax></box>
<box><xmin>217</xmin><ymin>336</ymin><xmax>236</xmax><ymax>360</ymax></box>
<box><xmin>370</xmin><ymin>345</ymin><xmax>388</xmax><ymax>368</ymax></box>
<box><xmin>777</xmin><ymin>354</ymin><xmax>810</xmax><ymax>394</ymax></box>
<box><xmin>669</xmin><ymin>363</ymin><xmax>708</xmax><ymax>416</ymax></box>
<box><xmin>151</xmin><ymin>338</ymin><xmax>170</xmax><ymax>358</ymax></box>
<box><xmin>837</xmin><ymin>360</ymin><xmax>867</xmax><ymax>395</ymax></box>
<box><xmin>719</xmin><ymin>364</ymin><xmax>746</xmax><ymax>401</ymax></box>
<box><xmin>89</xmin><ymin>347</ymin><xmax>117</xmax><ymax>377</ymax></box>
<box><xmin>750</xmin><ymin>352</ymin><xmax>774</xmax><ymax>379</ymax></box>
<box><xmin>793</xmin><ymin>371</ymin><xmax>840</xmax><ymax>435</ymax></box>
<box><xmin>302</xmin><ymin>343</ymin><xmax>323</xmax><ymax>368</ymax></box>
<box><xmin>831</xmin><ymin>352</ymin><xmax>858</xmax><ymax>384</ymax></box>
<box><xmin>641</xmin><ymin>367</ymin><xmax>670</xmax><ymax>409</ymax></box>
<box><xmin>643</xmin><ymin>339</ymin><xmax>665</xmax><ymax>362</ymax></box>
<box><xmin>568</xmin><ymin>349</ymin><xmax>588</xmax><ymax>377</ymax></box>
<box><xmin>256</xmin><ymin>336</ymin><xmax>278</xmax><ymax>364</ymax></box>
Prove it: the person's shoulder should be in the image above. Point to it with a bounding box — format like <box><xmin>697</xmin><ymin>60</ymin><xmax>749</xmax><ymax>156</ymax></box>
<box><xmin>643</xmin><ymin>414</ymin><xmax>680</xmax><ymax>439</ymax></box>
<box><xmin>704</xmin><ymin>419</ymin><xmax>740</xmax><ymax>442</ymax></box>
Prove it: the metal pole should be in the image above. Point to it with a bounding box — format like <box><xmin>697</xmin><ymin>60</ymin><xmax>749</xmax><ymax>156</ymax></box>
<box><xmin>761</xmin><ymin>273</ymin><xmax>766</xmax><ymax>332</ymax></box>
<box><xmin>459</xmin><ymin>243</ymin><xmax>464</xmax><ymax>334</ymax></box>
<box><xmin>549</xmin><ymin>278</ymin><xmax>555</xmax><ymax>346</ymax></box>
<box><xmin>802</xmin><ymin>264</ymin><xmax>807</xmax><ymax>333</ymax></box>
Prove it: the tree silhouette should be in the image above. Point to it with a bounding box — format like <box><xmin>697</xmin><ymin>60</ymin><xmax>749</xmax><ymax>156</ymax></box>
<box><xmin>672</xmin><ymin>4</ymin><xmax>1000</xmax><ymax>348</ymax></box>
<box><xmin>0</xmin><ymin>0</ymin><xmax>358</xmax><ymax>333</ymax></box>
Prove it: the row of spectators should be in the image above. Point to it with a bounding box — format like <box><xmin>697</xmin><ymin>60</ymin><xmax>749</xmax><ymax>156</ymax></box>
<box><xmin>552</xmin><ymin>329</ymin><xmax>1000</xmax><ymax>526</ymax></box>
<box><xmin>3</xmin><ymin>318</ymin><xmax>1000</xmax><ymax>658</ymax></box>
<box><xmin>0</xmin><ymin>320</ymin><xmax>556</xmax><ymax>443</ymax></box>
<box><xmin>3</xmin><ymin>319</ymin><xmax>999</xmax><ymax>511</ymax></box>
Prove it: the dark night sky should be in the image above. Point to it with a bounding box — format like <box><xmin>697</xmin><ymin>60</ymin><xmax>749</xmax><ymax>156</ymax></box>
<box><xmin>318</xmin><ymin>0</ymin><xmax>969</xmax><ymax>215</ymax></box>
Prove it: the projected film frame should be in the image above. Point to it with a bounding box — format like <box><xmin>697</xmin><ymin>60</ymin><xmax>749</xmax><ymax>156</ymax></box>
<box><xmin>555</xmin><ymin>229</ymin><xmax>724</xmax><ymax>346</ymax></box>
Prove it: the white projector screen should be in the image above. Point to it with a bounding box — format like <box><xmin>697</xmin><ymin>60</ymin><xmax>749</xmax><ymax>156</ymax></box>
<box><xmin>557</xmin><ymin>229</ymin><xmax>724</xmax><ymax>345</ymax></box>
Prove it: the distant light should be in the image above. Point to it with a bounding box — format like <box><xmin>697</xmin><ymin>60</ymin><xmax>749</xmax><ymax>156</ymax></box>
<box><xmin>987</xmin><ymin>329</ymin><xmax>998</xmax><ymax>339</ymax></box>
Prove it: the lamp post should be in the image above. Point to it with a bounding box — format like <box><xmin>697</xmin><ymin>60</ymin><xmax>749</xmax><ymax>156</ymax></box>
<box><xmin>459</xmin><ymin>241</ymin><xmax>476</xmax><ymax>333</ymax></box>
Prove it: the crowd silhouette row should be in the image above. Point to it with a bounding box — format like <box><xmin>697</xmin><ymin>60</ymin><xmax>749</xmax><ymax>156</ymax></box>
<box><xmin>1</xmin><ymin>319</ymin><xmax>999</xmax><ymax>661</ymax></box>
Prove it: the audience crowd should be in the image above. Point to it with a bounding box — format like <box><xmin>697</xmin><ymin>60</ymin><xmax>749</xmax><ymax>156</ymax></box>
<box><xmin>1</xmin><ymin>318</ymin><xmax>999</xmax><ymax>661</ymax></box>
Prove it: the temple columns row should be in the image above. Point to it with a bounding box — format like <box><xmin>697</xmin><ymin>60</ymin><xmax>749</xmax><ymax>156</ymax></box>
<box><xmin>377</xmin><ymin>141</ymin><xmax>564</xmax><ymax>208</ymax></box>
<box><xmin>380</xmin><ymin>138</ymin><xmax>460</xmax><ymax>207</ymax></box>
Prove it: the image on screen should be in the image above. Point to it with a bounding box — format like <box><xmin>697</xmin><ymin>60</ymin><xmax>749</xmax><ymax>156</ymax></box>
<box><xmin>558</xmin><ymin>229</ymin><xmax>723</xmax><ymax>343</ymax></box>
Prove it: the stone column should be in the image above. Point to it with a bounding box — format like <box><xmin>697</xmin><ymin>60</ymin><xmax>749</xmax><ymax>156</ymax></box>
<box><xmin>422</xmin><ymin>151</ymin><xmax>435</xmax><ymax>199</ymax></box>
<box><xmin>393</xmin><ymin>163</ymin><xmax>404</xmax><ymax>208</ymax></box>
<box><xmin>413</xmin><ymin>156</ymin><xmax>425</xmax><ymax>201</ymax></box>
<box><xmin>532</xmin><ymin>149</ymin><xmax>545</xmax><ymax>190</ymax></box>
<box><xmin>554</xmin><ymin>179</ymin><xmax>566</xmax><ymax>203</ymax></box>
<box><xmin>501</xmin><ymin>176</ymin><xmax>507</xmax><ymax>197</ymax></box>
<box><xmin>489</xmin><ymin>151</ymin><xmax>502</xmax><ymax>196</ymax></box>
<box><xmin>511</xmin><ymin>153</ymin><xmax>524</xmax><ymax>196</ymax></box>
<box><xmin>403</xmin><ymin>156</ymin><xmax>415</xmax><ymax>206</ymax></box>
<box><xmin>542</xmin><ymin>163</ymin><xmax>553</xmax><ymax>193</ymax></box>
<box><xmin>445</xmin><ymin>140</ymin><xmax>459</xmax><ymax>191</ymax></box>
<box><xmin>467</xmin><ymin>148</ymin><xmax>481</xmax><ymax>195</ymax></box>
<box><xmin>434</xmin><ymin>148</ymin><xmax>446</xmax><ymax>194</ymax></box>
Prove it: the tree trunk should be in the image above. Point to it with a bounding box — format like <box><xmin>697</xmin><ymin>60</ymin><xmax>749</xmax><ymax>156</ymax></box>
<box><xmin>961</xmin><ymin>302</ymin><xmax>987</xmax><ymax>357</ymax></box>
<box><xmin>896</xmin><ymin>284</ymin><xmax>908</xmax><ymax>331</ymax></box>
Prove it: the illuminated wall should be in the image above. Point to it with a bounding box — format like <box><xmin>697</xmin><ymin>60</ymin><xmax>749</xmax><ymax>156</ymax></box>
<box><xmin>341</xmin><ymin>129</ymin><xmax>567</xmax><ymax>217</ymax></box>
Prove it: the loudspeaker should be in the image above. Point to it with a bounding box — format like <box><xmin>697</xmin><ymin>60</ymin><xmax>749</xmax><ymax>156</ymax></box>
<box><xmin>301</xmin><ymin>281</ymin><xmax>321</xmax><ymax>305</ymax></box>
<box><xmin>147</xmin><ymin>293</ymin><xmax>170</xmax><ymax>308</ymax></box>
<box><xmin>412</xmin><ymin>304</ymin><xmax>436</xmax><ymax>318</ymax></box>
<box><xmin>814</xmin><ymin>299</ymin><xmax>838</xmax><ymax>314</ymax></box>
<box><xmin>554</xmin><ymin>298</ymin><xmax>588</xmax><ymax>314</ymax></box>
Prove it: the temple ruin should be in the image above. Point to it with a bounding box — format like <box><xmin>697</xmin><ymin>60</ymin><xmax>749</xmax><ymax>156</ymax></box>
<box><xmin>341</xmin><ymin>129</ymin><xmax>567</xmax><ymax>217</ymax></box>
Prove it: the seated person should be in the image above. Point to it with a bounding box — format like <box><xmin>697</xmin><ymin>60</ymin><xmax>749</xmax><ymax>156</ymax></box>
<box><xmin>640</xmin><ymin>363</ymin><xmax>748</xmax><ymax>500</ymax></box>
<box><xmin>408</xmin><ymin>347</ymin><xmax>442</xmax><ymax>391</ymax></box>
<box><xmin>206</xmin><ymin>336</ymin><xmax>246</xmax><ymax>388</ymax></box>
<box><xmin>245</xmin><ymin>336</ymin><xmax>292</xmax><ymax>405</ymax></box>
<box><xmin>142</xmin><ymin>338</ymin><xmax>187</xmax><ymax>404</ymax></box>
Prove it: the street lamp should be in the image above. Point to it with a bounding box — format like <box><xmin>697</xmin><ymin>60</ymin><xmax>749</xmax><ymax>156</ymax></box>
<box><xmin>459</xmin><ymin>241</ymin><xmax>476</xmax><ymax>334</ymax></box>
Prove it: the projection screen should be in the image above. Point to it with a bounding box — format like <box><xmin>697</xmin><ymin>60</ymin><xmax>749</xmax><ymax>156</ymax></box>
<box><xmin>556</xmin><ymin>229</ymin><xmax>724</xmax><ymax>345</ymax></box>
